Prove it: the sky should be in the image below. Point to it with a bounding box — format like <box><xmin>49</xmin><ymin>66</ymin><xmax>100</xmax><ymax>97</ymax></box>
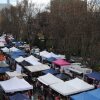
<box><xmin>0</xmin><ymin>0</ymin><xmax>50</xmax><ymax>5</ymax></box>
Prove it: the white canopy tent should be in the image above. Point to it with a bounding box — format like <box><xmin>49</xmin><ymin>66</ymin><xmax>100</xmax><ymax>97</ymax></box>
<box><xmin>6</xmin><ymin>71</ymin><xmax>27</xmax><ymax>78</ymax></box>
<box><xmin>6</xmin><ymin>71</ymin><xmax>22</xmax><ymax>78</ymax></box>
<box><xmin>64</xmin><ymin>64</ymin><xmax>92</xmax><ymax>74</ymax></box>
<box><xmin>39</xmin><ymin>51</ymin><xmax>66</xmax><ymax>59</ymax></box>
<box><xmin>80</xmin><ymin>68</ymin><xmax>92</xmax><ymax>74</ymax></box>
<box><xmin>66</xmin><ymin>78</ymin><xmax>94</xmax><ymax>91</ymax></box>
<box><xmin>15</xmin><ymin>56</ymin><xmax>25</xmax><ymax>62</ymax></box>
<box><xmin>57</xmin><ymin>54</ymin><xmax>66</xmax><ymax>59</ymax></box>
<box><xmin>0</xmin><ymin>77</ymin><xmax>33</xmax><ymax>93</ymax></box>
<box><xmin>25</xmin><ymin>64</ymin><xmax>50</xmax><ymax>72</ymax></box>
<box><xmin>39</xmin><ymin>51</ymin><xmax>50</xmax><ymax>57</ymax></box>
<box><xmin>16</xmin><ymin>64</ymin><xmax>22</xmax><ymax>73</ymax></box>
<box><xmin>25</xmin><ymin>59</ymin><xmax>42</xmax><ymax>66</ymax></box>
<box><xmin>9</xmin><ymin>47</ymin><xmax>19</xmax><ymax>52</ymax></box>
<box><xmin>68</xmin><ymin>67</ymin><xmax>83</xmax><ymax>74</ymax></box>
<box><xmin>38</xmin><ymin>73</ymin><xmax>63</xmax><ymax>86</ymax></box>
<box><xmin>25</xmin><ymin>55</ymin><xmax>39</xmax><ymax>62</ymax></box>
<box><xmin>50</xmin><ymin>78</ymin><xmax>94</xmax><ymax>96</ymax></box>
<box><xmin>15</xmin><ymin>55</ymin><xmax>39</xmax><ymax>63</ymax></box>
<box><xmin>0</xmin><ymin>37</ymin><xmax>6</xmax><ymax>46</ymax></box>
<box><xmin>0</xmin><ymin>42</ymin><xmax>5</xmax><ymax>47</ymax></box>
<box><xmin>42</xmin><ymin>52</ymin><xmax>59</xmax><ymax>59</ymax></box>
<box><xmin>1</xmin><ymin>47</ymin><xmax>9</xmax><ymax>53</ymax></box>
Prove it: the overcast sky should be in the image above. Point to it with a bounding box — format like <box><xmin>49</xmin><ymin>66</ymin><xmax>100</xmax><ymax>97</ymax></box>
<box><xmin>0</xmin><ymin>0</ymin><xmax>50</xmax><ymax>5</ymax></box>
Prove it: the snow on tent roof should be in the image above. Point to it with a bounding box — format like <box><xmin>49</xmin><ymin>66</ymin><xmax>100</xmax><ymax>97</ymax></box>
<box><xmin>50</xmin><ymin>78</ymin><xmax>94</xmax><ymax>96</ymax></box>
<box><xmin>38</xmin><ymin>73</ymin><xmax>63</xmax><ymax>86</ymax></box>
<box><xmin>0</xmin><ymin>77</ymin><xmax>33</xmax><ymax>93</ymax></box>
<box><xmin>53</xmin><ymin>59</ymin><xmax>70</xmax><ymax>66</ymax></box>
<box><xmin>86</xmin><ymin>71</ymin><xmax>100</xmax><ymax>81</ymax></box>
<box><xmin>9</xmin><ymin>93</ymin><xmax>30</xmax><ymax>100</ymax></box>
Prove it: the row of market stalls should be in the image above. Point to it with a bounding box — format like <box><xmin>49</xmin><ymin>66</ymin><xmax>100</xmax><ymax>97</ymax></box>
<box><xmin>0</xmin><ymin>34</ymin><xmax>100</xmax><ymax>99</ymax></box>
<box><xmin>37</xmin><ymin>73</ymin><xmax>94</xmax><ymax>95</ymax></box>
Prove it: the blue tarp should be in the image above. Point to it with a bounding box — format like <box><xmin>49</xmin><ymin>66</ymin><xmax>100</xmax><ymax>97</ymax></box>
<box><xmin>0</xmin><ymin>67</ymin><xmax>11</xmax><ymax>74</ymax></box>
<box><xmin>88</xmin><ymin>88</ymin><xmax>100</xmax><ymax>99</ymax></box>
<box><xmin>9</xmin><ymin>93</ymin><xmax>30</xmax><ymax>100</ymax></box>
<box><xmin>55</xmin><ymin>73</ymin><xmax>71</xmax><ymax>81</ymax></box>
<box><xmin>14</xmin><ymin>41</ymin><xmax>25</xmax><ymax>47</ymax></box>
<box><xmin>8</xmin><ymin>50</ymin><xmax>27</xmax><ymax>59</ymax></box>
<box><xmin>42</xmin><ymin>68</ymin><xmax>59</xmax><ymax>75</ymax></box>
<box><xmin>86</xmin><ymin>71</ymin><xmax>100</xmax><ymax>81</ymax></box>
<box><xmin>46</xmin><ymin>57</ymin><xmax>57</xmax><ymax>63</ymax></box>
<box><xmin>71</xmin><ymin>92</ymin><xmax>99</xmax><ymax>100</ymax></box>
<box><xmin>71</xmin><ymin>89</ymin><xmax>100</xmax><ymax>100</ymax></box>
